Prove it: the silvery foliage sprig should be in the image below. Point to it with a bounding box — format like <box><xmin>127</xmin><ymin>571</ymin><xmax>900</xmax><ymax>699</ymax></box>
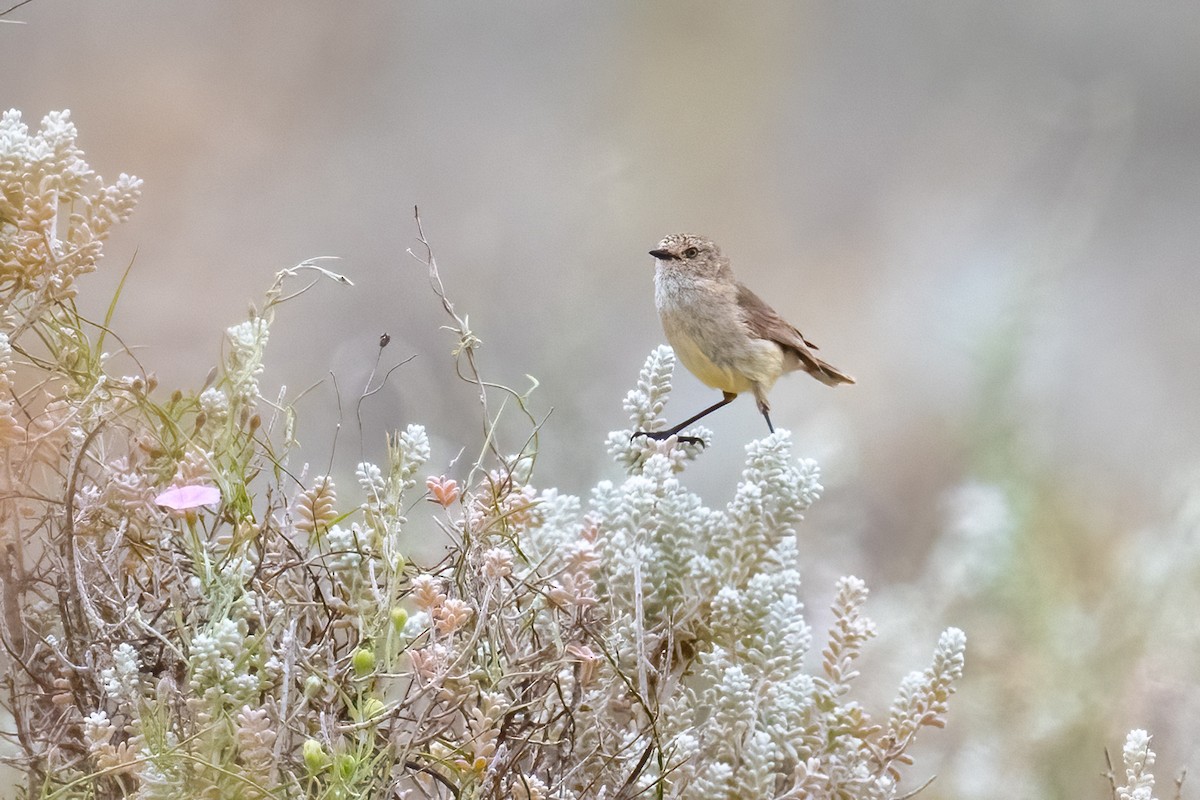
<box><xmin>606</xmin><ymin>344</ymin><xmax>709</xmax><ymax>471</ymax></box>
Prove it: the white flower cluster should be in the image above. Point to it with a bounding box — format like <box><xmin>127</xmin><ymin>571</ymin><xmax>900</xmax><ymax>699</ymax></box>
<box><xmin>325</xmin><ymin>523</ymin><xmax>366</xmax><ymax>576</ymax></box>
<box><xmin>225</xmin><ymin>317</ymin><xmax>270</xmax><ymax>405</ymax></box>
<box><xmin>188</xmin><ymin>615</ymin><xmax>262</xmax><ymax>703</ymax></box>
<box><xmin>358</xmin><ymin>423</ymin><xmax>430</xmax><ymax>562</ymax></box>
<box><xmin>198</xmin><ymin>386</ymin><xmax>229</xmax><ymax>424</ymax></box>
<box><xmin>0</xmin><ymin>109</ymin><xmax>142</xmax><ymax>325</ymax></box>
<box><xmin>82</xmin><ymin>709</ymin><xmax>115</xmax><ymax>749</ymax></box>
<box><xmin>100</xmin><ymin>642</ymin><xmax>143</xmax><ymax>706</ymax></box>
<box><xmin>1116</xmin><ymin>729</ymin><xmax>1158</xmax><ymax>800</ymax></box>
<box><xmin>394</xmin><ymin>423</ymin><xmax>432</xmax><ymax>487</ymax></box>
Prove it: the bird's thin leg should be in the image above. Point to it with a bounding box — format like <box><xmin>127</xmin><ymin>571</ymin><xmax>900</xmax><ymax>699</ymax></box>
<box><xmin>752</xmin><ymin>388</ymin><xmax>775</xmax><ymax>434</ymax></box>
<box><xmin>632</xmin><ymin>392</ymin><xmax>737</xmax><ymax>445</ymax></box>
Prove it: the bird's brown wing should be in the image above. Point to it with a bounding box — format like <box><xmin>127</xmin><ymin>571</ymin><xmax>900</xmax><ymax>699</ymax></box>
<box><xmin>736</xmin><ymin>283</ymin><xmax>856</xmax><ymax>386</ymax></box>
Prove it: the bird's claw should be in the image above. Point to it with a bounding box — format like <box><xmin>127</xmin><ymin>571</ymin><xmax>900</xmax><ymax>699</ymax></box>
<box><xmin>630</xmin><ymin>430</ymin><xmax>705</xmax><ymax>447</ymax></box>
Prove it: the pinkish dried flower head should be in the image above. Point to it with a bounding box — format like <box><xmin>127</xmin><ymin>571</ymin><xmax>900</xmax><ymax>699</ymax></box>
<box><xmin>482</xmin><ymin>547</ymin><xmax>514</xmax><ymax>580</ymax></box>
<box><xmin>434</xmin><ymin>598</ymin><xmax>473</xmax><ymax>636</ymax></box>
<box><xmin>410</xmin><ymin>574</ymin><xmax>447</xmax><ymax>612</ymax></box>
<box><xmin>425</xmin><ymin>475</ymin><xmax>460</xmax><ymax>508</ymax></box>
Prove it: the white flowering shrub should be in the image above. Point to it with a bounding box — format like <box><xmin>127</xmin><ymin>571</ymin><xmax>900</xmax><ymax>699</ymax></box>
<box><xmin>0</xmin><ymin>110</ymin><xmax>968</xmax><ymax>799</ymax></box>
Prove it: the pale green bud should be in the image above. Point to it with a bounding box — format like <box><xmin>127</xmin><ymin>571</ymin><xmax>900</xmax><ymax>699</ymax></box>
<box><xmin>334</xmin><ymin>752</ymin><xmax>358</xmax><ymax>782</ymax></box>
<box><xmin>351</xmin><ymin>647</ymin><xmax>375</xmax><ymax>678</ymax></box>
<box><xmin>302</xmin><ymin>739</ymin><xmax>329</xmax><ymax>773</ymax></box>
<box><xmin>390</xmin><ymin>607</ymin><xmax>408</xmax><ymax>631</ymax></box>
<box><xmin>357</xmin><ymin>696</ymin><xmax>386</xmax><ymax>722</ymax></box>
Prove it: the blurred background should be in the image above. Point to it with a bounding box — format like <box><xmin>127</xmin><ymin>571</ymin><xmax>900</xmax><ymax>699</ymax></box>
<box><xmin>7</xmin><ymin>2</ymin><xmax>1200</xmax><ymax>796</ymax></box>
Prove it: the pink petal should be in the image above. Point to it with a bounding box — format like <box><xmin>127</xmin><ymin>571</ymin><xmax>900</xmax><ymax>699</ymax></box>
<box><xmin>155</xmin><ymin>484</ymin><xmax>221</xmax><ymax>510</ymax></box>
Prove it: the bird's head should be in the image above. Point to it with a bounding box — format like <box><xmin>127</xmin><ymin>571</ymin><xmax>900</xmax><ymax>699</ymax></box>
<box><xmin>649</xmin><ymin>233</ymin><xmax>729</xmax><ymax>279</ymax></box>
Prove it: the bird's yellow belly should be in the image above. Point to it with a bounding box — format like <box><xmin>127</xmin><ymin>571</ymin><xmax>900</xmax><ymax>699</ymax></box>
<box><xmin>667</xmin><ymin>330</ymin><xmax>777</xmax><ymax>395</ymax></box>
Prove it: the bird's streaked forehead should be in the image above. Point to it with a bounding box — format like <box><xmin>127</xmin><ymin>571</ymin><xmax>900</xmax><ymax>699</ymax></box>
<box><xmin>657</xmin><ymin>233</ymin><xmax>717</xmax><ymax>252</ymax></box>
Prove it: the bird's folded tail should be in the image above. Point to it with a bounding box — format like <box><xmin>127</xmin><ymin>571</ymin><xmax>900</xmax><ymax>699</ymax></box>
<box><xmin>736</xmin><ymin>283</ymin><xmax>855</xmax><ymax>388</ymax></box>
<box><xmin>808</xmin><ymin>356</ymin><xmax>855</xmax><ymax>386</ymax></box>
<box><xmin>786</xmin><ymin>344</ymin><xmax>855</xmax><ymax>386</ymax></box>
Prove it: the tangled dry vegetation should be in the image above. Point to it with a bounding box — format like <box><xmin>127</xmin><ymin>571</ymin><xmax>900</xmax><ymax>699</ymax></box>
<box><xmin>0</xmin><ymin>110</ymin><xmax>974</xmax><ymax>799</ymax></box>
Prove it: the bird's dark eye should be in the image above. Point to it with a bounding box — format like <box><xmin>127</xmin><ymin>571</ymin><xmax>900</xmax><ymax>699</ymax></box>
<box><xmin>683</xmin><ymin>247</ymin><xmax>699</xmax><ymax>258</ymax></box>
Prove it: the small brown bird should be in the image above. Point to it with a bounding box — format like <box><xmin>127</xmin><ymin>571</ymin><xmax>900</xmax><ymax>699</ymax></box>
<box><xmin>634</xmin><ymin>233</ymin><xmax>854</xmax><ymax>443</ymax></box>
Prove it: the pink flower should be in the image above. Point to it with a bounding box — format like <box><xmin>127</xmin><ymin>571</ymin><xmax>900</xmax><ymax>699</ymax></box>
<box><xmin>155</xmin><ymin>484</ymin><xmax>221</xmax><ymax>511</ymax></box>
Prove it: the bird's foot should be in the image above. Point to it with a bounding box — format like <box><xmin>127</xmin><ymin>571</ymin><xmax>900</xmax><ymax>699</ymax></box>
<box><xmin>631</xmin><ymin>430</ymin><xmax>704</xmax><ymax>447</ymax></box>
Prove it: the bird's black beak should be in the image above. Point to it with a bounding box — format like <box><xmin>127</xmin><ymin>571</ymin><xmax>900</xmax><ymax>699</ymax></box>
<box><xmin>649</xmin><ymin>249</ymin><xmax>677</xmax><ymax>260</ymax></box>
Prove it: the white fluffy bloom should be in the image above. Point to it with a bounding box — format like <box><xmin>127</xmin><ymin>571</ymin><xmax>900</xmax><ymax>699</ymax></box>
<box><xmin>198</xmin><ymin>386</ymin><xmax>229</xmax><ymax>420</ymax></box>
<box><xmin>225</xmin><ymin>318</ymin><xmax>270</xmax><ymax>402</ymax></box>
<box><xmin>1117</xmin><ymin>729</ymin><xmax>1158</xmax><ymax>800</ymax></box>
<box><xmin>82</xmin><ymin>709</ymin><xmax>115</xmax><ymax>748</ymax></box>
<box><xmin>100</xmin><ymin>642</ymin><xmax>142</xmax><ymax>703</ymax></box>
<box><xmin>189</xmin><ymin>617</ymin><xmax>252</xmax><ymax>698</ymax></box>
<box><xmin>0</xmin><ymin>109</ymin><xmax>142</xmax><ymax>316</ymax></box>
<box><xmin>394</xmin><ymin>424</ymin><xmax>430</xmax><ymax>486</ymax></box>
<box><xmin>325</xmin><ymin>524</ymin><xmax>365</xmax><ymax>575</ymax></box>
